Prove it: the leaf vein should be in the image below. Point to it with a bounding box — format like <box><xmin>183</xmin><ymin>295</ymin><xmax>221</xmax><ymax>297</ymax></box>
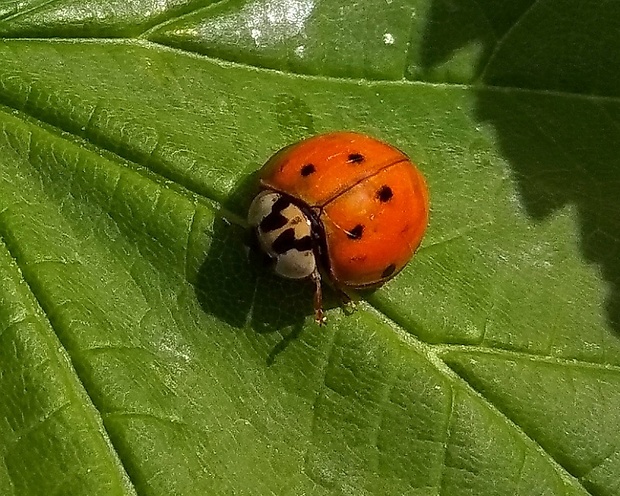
<box><xmin>477</xmin><ymin>0</ymin><xmax>545</xmax><ymax>82</ymax></box>
<box><xmin>0</xmin><ymin>228</ymin><xmax>138</xmax><ymax>494</ymax></box>
<box><xmin>437</xmin><ymin>386</ymin><xmax>455</xmax><ymax>496</ymax></box>
<box><xmin>301</xmin><ymin>326</ymin><xmax>338</xmax><ymax>488</ymax></box>
<box><xmin>360</xmin><ymin>304</ymin><xmax>590</xmax><ymax>492</ymax></box>
<box><xmin>0</xmin><ymin>0</ymin><xmax>58</xmax><ymax>23</ymax></box>
<box><xmin>436</xmin><ymin>345</ymin><xmax>620</xmax><ymax>373</ymax></box>
<box><xmin>139</xmin><ymin>0</ymin><xmax>227</xmax><ymax>39</ymax></box>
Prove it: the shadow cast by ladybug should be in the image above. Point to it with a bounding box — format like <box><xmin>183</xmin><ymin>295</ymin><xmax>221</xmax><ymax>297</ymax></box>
<box><xmin>193</xmin><ymin>172</ymin><xmax>339</xmax><ymax>363</ymax></box>
<box><xmin>420</xmin><ymin>0</ymin><xmax>620</xmax><ymax>335</ymax></box>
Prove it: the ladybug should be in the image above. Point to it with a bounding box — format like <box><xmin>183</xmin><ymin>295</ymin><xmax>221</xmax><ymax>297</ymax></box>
<box><xmin>248</xmin><ymin>131</ymin><xmax>429</xmax><ymax>324</ymax></box>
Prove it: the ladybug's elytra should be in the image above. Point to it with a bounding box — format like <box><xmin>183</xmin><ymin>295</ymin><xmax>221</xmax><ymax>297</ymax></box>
<box><xmin>248</xmin><ymin>131</ymin><xmax>429</xmax><ymax>324</ymax></box>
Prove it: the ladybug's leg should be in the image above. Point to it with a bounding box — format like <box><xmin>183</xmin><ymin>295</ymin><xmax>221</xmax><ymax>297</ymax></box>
<box><xmin>337</xmin><ymin>287</ymin><xmax>352</xmax><ymax>304</ymax></box>
<box><xmin>335</xmin><ymin>286</ymin><xmax>358</xmax><ymax>315</ymax></box>
<box><xmin>310</xmin><ymin>269</ymin><xmax>326</xmax><ymax>325</ymax></box>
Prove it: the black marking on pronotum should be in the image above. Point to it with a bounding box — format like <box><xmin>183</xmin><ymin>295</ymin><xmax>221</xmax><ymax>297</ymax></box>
<box><xmin>259</xmin><ymin>195</ymin><xmax>291</xmax><ymax>232</ymax></box>
<box><xmin>346</xmin><ymin>224</ymin><xmax>364</xmax><ymax>240</ymax></box>
<box><xmin>264</xmin><ymin>192</ymin><xmax>331</xmax><ymax>275</ymax></box>
<box><xmin>347</xmin><ymin>153</ymin><xmax>364</xmax><ymax>164</ymax></box>
<box><xmin>376</xmin><ymin>185</ymin><xmax>393</xmax><ymax>202</ymax></box>
<box><xmin>272</xmin><ymin>228</ymin><xmax>313</xmax><ymax>254</ymax></box>
<box><xmin>381</xmin><ymin>263</ymin><xmax>396</xmax><ymax>279</ymax></box>
<box><xmin>300</xmin><ymin>163</ymin><xmax>316</xmax><ymax>176</ymax></box>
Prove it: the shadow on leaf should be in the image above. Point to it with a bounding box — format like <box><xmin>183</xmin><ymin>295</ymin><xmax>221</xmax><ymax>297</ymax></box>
<box><xmin>194</xmin><ymin>171</ymin><xmax>336</xmax><ymax>363</ymax></box>
<box><xmin>476</xmin><ymin>94</ymin><xmax>620</xmax><ymax>333</ymax></box>
<box><xmin>421</xmin><ymin>0</ymin><xmax>620</xmax><ymax>333</ymax></box>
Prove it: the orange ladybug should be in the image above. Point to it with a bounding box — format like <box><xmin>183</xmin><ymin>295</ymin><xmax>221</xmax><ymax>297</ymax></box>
<box><xmin>248</xmin><ymin>131</ymin><xmax>429</xmax><ymax>324</ymax></box>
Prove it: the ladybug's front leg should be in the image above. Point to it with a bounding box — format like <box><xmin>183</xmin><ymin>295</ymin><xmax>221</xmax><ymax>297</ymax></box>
<box><xmin>310</xmin><ymin>269</ymin><xmax>326</xmax><ymax>325</ymax></box>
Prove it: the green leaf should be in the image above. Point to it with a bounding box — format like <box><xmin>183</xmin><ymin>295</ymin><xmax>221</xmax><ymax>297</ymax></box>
<box><xmin>0</xmin><ymin>0</ymin><xmax>618</xmax><ymax>494</ymax></box>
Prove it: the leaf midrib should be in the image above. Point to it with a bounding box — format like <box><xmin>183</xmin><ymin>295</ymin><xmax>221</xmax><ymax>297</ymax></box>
<box><xmin>0</xmin><ymin>38</ymin><xmax>618</xmax><ymax>104</ymax></box>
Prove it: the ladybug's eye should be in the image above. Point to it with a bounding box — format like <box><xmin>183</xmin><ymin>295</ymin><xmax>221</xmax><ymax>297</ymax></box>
<box><xmin>300</xmin><ymin>164</ymin><xmax>316</xmax><ymax>176</ymax></box>
<box><xmin>376</xmin><ymin>185</ymin><xmax>393</xmax><ymax>202</ymax></box>
<box><xmin>346</xmin><ymin>224</ymin><xmax>364</xmax><ymax>240</ymax></box>
<box><xmin>347</xmin><ymin>153</ymin><xmax>364</xmax><ymax>164</ymax></box>
<box><xmin>381</xmin><ymin>264</ymin><xmax>396</xmax><ymax>278</ymax></box>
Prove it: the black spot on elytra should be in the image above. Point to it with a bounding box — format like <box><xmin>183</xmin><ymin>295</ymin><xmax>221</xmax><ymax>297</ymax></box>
<box><xmin>347</xmin><ymin>153</ymin><xmax>364</xmax><ymax>164</ymax></box>
<box><xmin>347</xmin><ymin>224</ymin><xmax>364</xmax><ymax>240</ymax></box>
<box><xmin>300</xmin><ymin>164</ymin><xmax>316</xmax><ymax>176</ymax></box>
<box><xmin>381</xmin><ymin>263</ymin><xmax>396</xmax><ymax>279</ymax></box>
<box><xmin>272</xmin><ymin>228</ymin><xmax>313</xmax><ymax>254</ymax></box>
<box><xmin>377</xmin><ymin>185</ymin><xmax>393</xmax><ymax>202</ymax></box>
<box><xmin>259</xmin><ymin>196</ymin><xmax>291</xmax><ymax>232</ymax></box>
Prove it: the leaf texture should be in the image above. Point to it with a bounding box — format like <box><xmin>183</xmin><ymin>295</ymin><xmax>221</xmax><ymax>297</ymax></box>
<box><xmin>0</xmin><ymin>0</ymin><xmax>619</xmax><ymax>494</ymax></box>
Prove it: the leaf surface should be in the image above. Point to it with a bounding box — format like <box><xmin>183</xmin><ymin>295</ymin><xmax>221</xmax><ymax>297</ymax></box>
<box><xmin>0</xmin><ymin>0</ymin><xmax>618</xmax><ymax>494</ymax></box>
